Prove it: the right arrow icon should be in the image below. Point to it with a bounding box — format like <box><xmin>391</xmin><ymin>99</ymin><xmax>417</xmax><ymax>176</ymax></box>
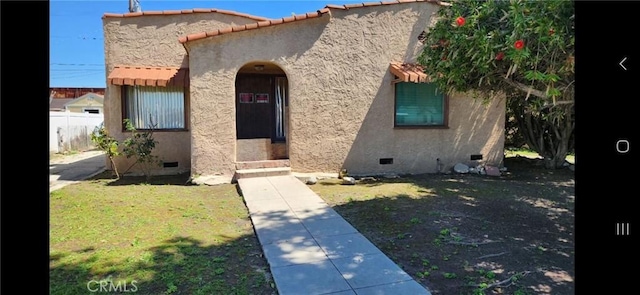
<box><xmin>620</xmin><ymin>57</ymin><xmax>628</xmax><ymax>71</ymax></box>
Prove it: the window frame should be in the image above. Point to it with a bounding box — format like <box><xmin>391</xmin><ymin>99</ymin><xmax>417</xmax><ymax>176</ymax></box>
<box><xmin>393</xmin><ymin>82</ymin><xmax>449</xmax><ymax>129</ymax></box>
<box><xmin>121</xmin><ymin>85</ymin><xmax>189</xmax><ymax>132</ymax></box>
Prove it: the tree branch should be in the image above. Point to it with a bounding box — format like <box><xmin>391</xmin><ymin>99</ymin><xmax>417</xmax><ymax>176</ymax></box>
<box><xmin>502</xmin><ymin>78</ymin><xmax>548</xmax><ymax>99</ymax></box>
<box><xmin>476</xmin><ymin>252</ymin><xmax>508</xmax><ymax>260</ymax></box>
<box><xmin>475</xmin><ymin>271</ymin><xmax>532</xmax><ymax>290</ymax></box>
<box><xmin>448</xmin><ymin>240</ymin><xmax>499</xmax><ymax>246</ymax></box>
<box><xmin>541</xmin><ymin>100</ymin><xmax>574</xmax><ymax>109</ymax></box>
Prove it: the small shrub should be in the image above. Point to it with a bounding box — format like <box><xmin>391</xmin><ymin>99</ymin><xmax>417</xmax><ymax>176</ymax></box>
<box><xmin>122</xmin><ymin>119</ymin><xmax>162</xmax><ymax>180</ymax></box>
<box><xmin>91</xmin><ymin>123</ymin><xmax>121</xmax><ymax>178</ymax></box>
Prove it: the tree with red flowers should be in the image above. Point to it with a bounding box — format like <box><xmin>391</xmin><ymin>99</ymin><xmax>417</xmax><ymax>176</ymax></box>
<box><xmin>419</xmin><ymin>0</ymin><xmax>574</xmax><ymax>169</ymax></box>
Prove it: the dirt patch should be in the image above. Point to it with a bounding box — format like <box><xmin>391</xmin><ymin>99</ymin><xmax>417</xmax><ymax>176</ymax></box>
<box><xmin>310</xmin><ymin>157</ymin><xmax>574</xmax><ymax>295</ymax></box>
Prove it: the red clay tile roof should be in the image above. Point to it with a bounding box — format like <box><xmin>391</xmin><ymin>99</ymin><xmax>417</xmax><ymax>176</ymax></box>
<box><xmin>325</xmin><ymin>0</ymin><xmax>449</xmax><ymax>10</ymax></box>
<box><xmin>389</xmin><ymin>62</ymin><xmax>429</xmax><ymax>83</ymax></box>
<box><xmin>102</xmin><ymin>8</ymin><xmax>268</xmax><ymax>21</ymax></box>
<box><xmin>178</xmin><ymin>0</ymin><xmax>448</xmax><ymax>44</ymax></box>
<box><xmin>179</xmin><ymin>9</ymin><xmax>330</xmax><ymax>43</ymax></box>
<box><xmin>107</xmin><ymin>66</ymin><xmax>189</xmax><ymax>87</ymax></box>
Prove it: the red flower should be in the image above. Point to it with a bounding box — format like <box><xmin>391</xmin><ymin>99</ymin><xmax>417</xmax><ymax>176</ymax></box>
<box><xmin>495</xmin><ymin>51</ymin><xmax>505</xmax><ymax>61</ymax></box>
<box><xmin>549</xmin><ymin>28</ymin><xmax>555</xmax><ymax>35</ymax></box>
<box><xmin>456</xmin><ymin>16</ymin><xmax>465</xmax><ymax>27</ymax></box>
<box><xmin>514</xmin><ymin>40</ymin><xmax>525</xmax><ymax>50</ymax></box>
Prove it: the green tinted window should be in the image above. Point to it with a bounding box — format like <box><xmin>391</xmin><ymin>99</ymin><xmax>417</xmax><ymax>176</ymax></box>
<box><xmin>395</xmin><ymin>83</ymin><xmax>445</xmax><ymax>126</ymax></box>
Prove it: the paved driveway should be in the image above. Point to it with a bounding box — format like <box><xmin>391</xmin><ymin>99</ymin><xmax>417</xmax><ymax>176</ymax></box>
<box><xmin>49</xmin><ymin>150</ymin><xmax>106</xmax><ymax>192</ymax></box>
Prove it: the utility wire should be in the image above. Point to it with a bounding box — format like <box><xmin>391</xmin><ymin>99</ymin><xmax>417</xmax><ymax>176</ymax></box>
<box><xmin>51</xmin><ymin>69</ymin><xmax>104</xmax><ymax>72</ymax></box>
<box><xmin>51</xmin><ymin>63</ymin><xmax>104</xmax><ymax>66</ymax></box>
<box><xmin>51</xmin><ymin>35</ymin><xmax>103</xmax><ymax>40</ymax></box>
<box><xmin>51</xmin><ymin>72</ymin><xmax>105</xmax><ymax>78</ymax></box>
<box><xmin>49</xmin><ymin>73</ymin><xmax>104</xmax><ymax>80</ymax></box>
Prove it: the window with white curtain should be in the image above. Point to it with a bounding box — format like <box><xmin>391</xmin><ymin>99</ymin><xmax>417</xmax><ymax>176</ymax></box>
<box><xmin>124</xmin><ymin>86</ymin><xmax>186</xmax><ymax>130</ymax></box>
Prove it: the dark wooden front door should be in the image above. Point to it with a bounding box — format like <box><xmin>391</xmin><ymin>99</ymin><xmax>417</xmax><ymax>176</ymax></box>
<box><xmin>236</xmin><ymin>75</ymin><xmax>272</xmax><ymax>139</ymax></box>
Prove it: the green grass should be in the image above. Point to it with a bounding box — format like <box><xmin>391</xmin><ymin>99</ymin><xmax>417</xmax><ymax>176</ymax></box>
<box><xmin>50</xmin><ymin>172</ymin><xmax>274</xmax><ymax>295</ymax></box>
<box><xmin>505</xmin><ymin>147</ymin><xmax>575</xmax><ymax>164</ymax></box>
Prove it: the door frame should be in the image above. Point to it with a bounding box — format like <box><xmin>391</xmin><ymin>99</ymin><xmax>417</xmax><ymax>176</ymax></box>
<box><xmin>235</xmin><ymin>73</ymin><xmax>288</xmax><ymax>144</ymax></box>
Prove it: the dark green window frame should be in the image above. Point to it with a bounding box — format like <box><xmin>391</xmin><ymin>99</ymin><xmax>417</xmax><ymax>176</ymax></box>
<box><xmin>394</xmin><ymin>82</ymin><xmax>448</xmax><ymax>128</ymax></box>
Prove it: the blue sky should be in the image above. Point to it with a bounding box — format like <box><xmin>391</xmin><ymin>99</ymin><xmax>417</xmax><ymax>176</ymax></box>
<box><xmin>50</xmin><ymin>0</ymin><xmax>365</xmax><ymax>88</ymax></box>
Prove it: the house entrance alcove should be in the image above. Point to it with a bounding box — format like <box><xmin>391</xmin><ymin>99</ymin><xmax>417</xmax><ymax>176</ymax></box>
<box><xmin>235</xmin><ymin>61</ymin><xmax>289</xmax><ymax>162</ymax></box>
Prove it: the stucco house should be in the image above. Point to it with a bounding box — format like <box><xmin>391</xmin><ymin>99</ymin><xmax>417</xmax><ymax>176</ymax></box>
<box><xmin>102</xmin><ymin>0</ymin><xmax>505</xmax><ymax>178</ymax></box>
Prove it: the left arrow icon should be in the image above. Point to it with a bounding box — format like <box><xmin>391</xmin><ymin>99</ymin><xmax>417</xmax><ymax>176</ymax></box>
<box><xmin>620</xmin><ymin>57</ymin><xmax>628</xmax><ymax>71</ymax></box>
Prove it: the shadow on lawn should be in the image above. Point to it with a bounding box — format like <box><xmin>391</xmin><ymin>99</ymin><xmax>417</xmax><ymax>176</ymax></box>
<box><xmin>51</xmin><ymin>172</ymin><xmax>275</xmax><ymax>295</ymax></box>
<box><xmin>88</xmin><ymin>171</ymin><xmax>193</xmax><ymax>186</ymax></box>
<box><xmin>50</xmin><ymin>235</ymin><xmax>274</xmax><ymax>295</ymax></box>
<box><xmin>52</xmin><ymin>158</ymin><xmax>574</xmax><ymax>295</ymax></box>
<box><xmin>320</xmin><ymin>159</ymin><xmax>574</xmax><ymax>294</ymax></box>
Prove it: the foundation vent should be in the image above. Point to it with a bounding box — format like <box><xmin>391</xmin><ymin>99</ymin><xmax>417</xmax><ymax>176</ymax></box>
<box><xmin>379</xmin><ymin>158</ymin><xmax>394</xmax><ymax>165</ymax></box>
<box><xmin>470</xmin><ymin>154</ymin><xmax>483</xmax><ymax>161</ymax></box>
<box><xmin>163</xmin><ymin>162</ymin><xmax>179</xmax><ymax>168</ymax></box>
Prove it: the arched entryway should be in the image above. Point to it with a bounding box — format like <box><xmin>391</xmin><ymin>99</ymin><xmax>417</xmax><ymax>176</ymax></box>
<box><xmin>235</xmin><ymin>62</ymin><xmax>289</xmax><ymax>162</ymax></box>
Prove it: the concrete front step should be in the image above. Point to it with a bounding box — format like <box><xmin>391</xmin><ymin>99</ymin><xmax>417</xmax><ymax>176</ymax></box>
<box><xmin>235</xmin><ymin>159</ymin><xmax>290</xmax><ymax>170</ymax></box>
<box><xmin>234</xmin><ymin>167</ymin><xmax>291</xmax><ymax>179</ymax></box>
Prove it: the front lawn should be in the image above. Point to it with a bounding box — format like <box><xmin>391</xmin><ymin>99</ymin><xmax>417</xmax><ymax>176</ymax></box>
<box><xmin>50</xmin><ymin>172</ymin><xmax>275</xmax><ymax>295</ymax></box>
<box><xmin>309</xmin><ymin>157</ymin><xmax>574</xmax><ymax>295</ymax></box>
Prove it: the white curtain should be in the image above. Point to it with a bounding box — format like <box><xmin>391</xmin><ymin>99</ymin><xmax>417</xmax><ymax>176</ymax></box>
<box><xmin>126</xmin><ymin>86</ymin><xmax>185</xmax><ymax>129</ymax></box>
<box><xmin>275</xmin><ymin>78</ymin><xmax>288</xmax><ymax>139</ymax></box>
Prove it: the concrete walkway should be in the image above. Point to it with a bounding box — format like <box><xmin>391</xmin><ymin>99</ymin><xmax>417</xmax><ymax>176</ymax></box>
<box><xmin>50</xmin><ymin>150</ymin><xmax>106</xmax><ymax>192</ymax></box>
<box><xmin>237</xmin><ymin>175</ymin><xmax>431</xmax><ymax>295</ymax></box>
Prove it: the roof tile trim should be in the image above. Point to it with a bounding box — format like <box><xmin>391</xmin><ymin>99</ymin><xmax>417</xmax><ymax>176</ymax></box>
<box><xmin>389</xmin><ymin>62</ymin><xmax>430</xmax><ymax>83</ymax></box>
<box><xmin>177</xmin><ymin>0</ymin><xmax>446</xmax><ymax>44</ymax></box>
<box><xmin>179</xmin><ymin>9</ymin><xmax>330</xmax><ymax>44</ymax></box>
<box><xmin>326</xmin><ymin>0</ymin><xmax>447</xmax><ymax>9</ymax></box>
<box><xmin>107</xmin><ymin>66</ymin><xmax>189</xmax><ymax>87</ymax></box>
<box><xmin>102</xmin><ymin>8</ymin><xmax>268</xmax><ymax>21</ymax></box>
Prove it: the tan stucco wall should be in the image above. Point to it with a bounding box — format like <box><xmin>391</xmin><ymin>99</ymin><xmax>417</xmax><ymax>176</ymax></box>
<box><xmin>103</xmin><ymin>13</ymin><xmax>258</xmax><ymax>175</ymax></box>
<box><xmin>182</xmin><ymin>2</ymin><xmax>505</xmax><ymax>176</ymax></box>
<box><xmin>343</xmin><ymin>93</ymin><xmax>505</xmax><ymax>175</ymax></box>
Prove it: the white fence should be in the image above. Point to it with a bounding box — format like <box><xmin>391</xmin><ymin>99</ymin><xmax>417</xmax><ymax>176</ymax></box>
<box><xmin>50</xmin><ymin>111</ymin><xmax>104</xmax><ymax>153</ymax></box>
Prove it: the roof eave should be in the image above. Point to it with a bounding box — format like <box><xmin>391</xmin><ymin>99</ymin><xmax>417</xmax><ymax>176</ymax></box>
<box><xmin>179</xmin><ymin>9</ymin><xmax>331</xmax><ymax>45</ymax></box>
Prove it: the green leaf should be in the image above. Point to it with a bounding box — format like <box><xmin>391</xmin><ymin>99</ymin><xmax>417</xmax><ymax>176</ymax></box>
<box><xmin>547</xmin><ymin>87</ymin><xmax>561</xmax><ymax>98</ymax></box>
<box><xmin>545</xmin><ymin>73</ymin><xmax>561</xmax><ymax>83</ymax></box>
